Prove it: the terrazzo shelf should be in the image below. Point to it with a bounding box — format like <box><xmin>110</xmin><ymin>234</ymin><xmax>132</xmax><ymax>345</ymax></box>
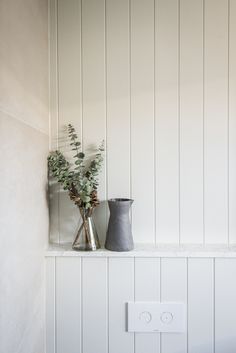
<box><xmin>46</xmin><ymin>243</ymin><xmax>236</xmax><ymax>258</ymax></box>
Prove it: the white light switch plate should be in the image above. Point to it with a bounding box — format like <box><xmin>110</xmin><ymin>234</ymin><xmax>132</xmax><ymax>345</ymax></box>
<box><xmin>128</xmin><ymin>302</ymin><xmax>186</xmax><ymax>333</ymax></box>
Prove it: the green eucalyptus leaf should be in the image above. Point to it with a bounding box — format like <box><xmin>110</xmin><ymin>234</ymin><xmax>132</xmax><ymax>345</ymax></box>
<box><xmin>78</xmin><ymin>152</ymin><xmax>85</xmax><ymax>159</ymax></box>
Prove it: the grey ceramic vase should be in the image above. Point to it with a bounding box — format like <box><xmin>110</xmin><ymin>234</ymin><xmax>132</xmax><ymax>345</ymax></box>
<box><xmin>105</xmin><ymin>198</ymin><xmax>134</xmax><ymax>252</ymax></box>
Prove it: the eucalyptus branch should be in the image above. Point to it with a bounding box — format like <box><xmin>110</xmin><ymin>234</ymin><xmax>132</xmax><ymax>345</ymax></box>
<box><xmin>85</xmin><ymin>140</ymin><xmax>105</xmax><ymax>191</ymax></box>
<box><xmin>48</xmin><ymin>124</ymin><xmax>104</xmax><ymax>211</ymax></box>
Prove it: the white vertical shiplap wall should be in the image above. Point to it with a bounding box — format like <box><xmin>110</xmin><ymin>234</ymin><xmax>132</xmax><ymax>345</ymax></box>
<box><xmin>188</xmin><ymin>259</ymin><xmax>214</xmax><ymax>353</ymax></box>
<box><xmin>179</xmin><ymin>0</ymin><xmax>204</xmax><ymax>243</ymax></box>
<box><xmin>106</xmin><ymin>0</ymin><xmax>130</xmax><ymax>200</ymax></box>
<box><xmin>130</xmin><ymin>0</ymin><xmax>155</xmax><ymax>243</ymax></box>
<box><xmin>57</xmin><ymin>0</ymin><xmax>82</xmax><ymax>243</ymax></box>
<box><xmin>82</xmin><ymin>0</ymin><xmax>107</xmax><ymax>244</ymax></box>
<box><xmin>109</xmin><ymin>258</ymin><xmax>134</xmax><ymax>353</ymax></box>
<box><xmin>155</xmin><ymin>0</ymin><xmax>179</xmax><ymax>244</ymax></box>
<box><xmin>46</xmin><ymin>256</ymin><xmax>236</xmax><ymax>353</ymax></box>
<box><xmin>134</xmin><ymin>258</ymin><xmax>160</xmax><ymax>353</ymax></box>
<box><xmin>49</xmin><ymin>0</ymin><xmax>59</xmax><ymax>244</ymax></box>
<box><xmin>56</xmin><ymin>258</ymin><xmax>81</xmax><ymax>353</ymax></box>
<box><xmin>49</xmin><ymin>0</ymin><xmax>236</xmax><ymax>245</ymax></box>
<box><xmin>82</xmin><ymin>258</ymin><xmax>107</xmax><ymax>353</ymax></box>
<box><xmin>215</xmin><ymin>259</ymin><xmax>236</xmax><ymax>353</ymax></box>
<box><xmin>204</xmin><ymin>0</ymin><xmax>229</xmax><ymax>244</ymax></box>
<box><xmin>229</xmin><ymin>0</ymin><xmax>236</xmax><ymax>243</ymax></box>
<box><xmin>161</xmin><ymin>259</ymin><xmax>187</xmax><ymax>353</ymax></box>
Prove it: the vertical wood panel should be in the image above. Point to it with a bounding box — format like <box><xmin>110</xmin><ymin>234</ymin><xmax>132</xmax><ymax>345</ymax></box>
<box><xmin>109</xmin><ymin>258</ymin><xmax>134</xmax><ymax>353</ymax></box>
<box><xmin>188</xmin><ymin>259</ymin><xmax>214</xmax><ymax>353</ymax></box>
<box><xmin>179</xmin><ymin>0</ymin><xmax>204</xmax><ymax>243</ymax></box>
<box><xmin>57</xmin><ymin>0</ymin><xmax>82</xmax><ymax>130</ymax></box>
<box><xmin>49</xmin><ymin>0</ymin><xmax>59</xmax><ymax>244</ymax></box>
<box><xmin>131</xmin><ymin>0</ymin><xmax>155</xmax><ymax>243</ymax></box>
<box><xmin>46</xmin><ymin>258</ymin><xmax>55</xmax><ymax>353</ymax></box>
<box><xmin>48</xmin><ymin>257</ymin><xmax>236</xmax><ymax>353</ymax></box>
<box><xmin>50</xmin><ymin>0</ymin><xmax>234</xmax><ymax>247</ymax></box>
<box><xmin>82</xmin><ymin>258</ymin><xmax>107</xmax><ymax>353</ymax></box>
<box><xmin>56</xmin><ymin>257</ymin><xmax>81</xmax><ymax>353</ymax></box>
<box><xmin>82</xmin><ymin>0</ymin><xmax>107</xmax><ymax>245</ymax></box>
<box><xmin>204</xmin><ymin>0</ymin><xmax>229</xmax><ymax>243</ymax></box>
<box><xmin>106</xmin><ymin>0</ymin><xmax>130</xmax><ymax>199</ymax></box>
<box><xmin>229</xmin><ymin>0</ymin><xmax>236</xmax><ymax>243</ymax></box>
<box><xmin>161</xmin><ymin>258</ymin><xmax>187</xmax><ymax>353</ymax></box>
<box><xmin>155</xmin><ymin>0</ymin><xmax>179</xmax><ymax>243</ymax></box>
<box><xmin>215</xmin><ymin>259</ymin><xmax>236</xmax><ymax>353</ymax></box>
<box><xmin>57</xmin><ymin>0</ymin><xmax>82</xmax><ymax>243</ymax></box>
<box><xmin>135</xmin><ymin>258</ymin><xmax>160</xmax><ymax>353</ymax></box>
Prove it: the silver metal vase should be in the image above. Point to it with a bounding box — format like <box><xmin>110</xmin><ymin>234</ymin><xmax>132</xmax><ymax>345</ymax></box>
<box><xmin>72</xmin><ymin>208</ymin><xmax>100</xmax><ymax>251</ymax></box>
<box><xmin>105</xmin><ymin>198</ymin><xmax>134</xmax><ymax>252</ymax></box>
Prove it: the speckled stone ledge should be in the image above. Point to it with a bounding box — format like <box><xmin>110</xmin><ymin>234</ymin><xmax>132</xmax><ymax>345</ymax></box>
<box><xmin>45</xmin><ymin>243</ymin><xmax>236</xmax><ymax>258</ymax></box>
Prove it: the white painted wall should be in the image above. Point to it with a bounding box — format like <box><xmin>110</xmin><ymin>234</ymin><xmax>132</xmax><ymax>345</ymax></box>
<box><xmin>49</xmin><ymin>0</ymin><xmax>236</xmax><ymax>246</ymax></box>
<box><xmin>46</xmin><ymin>254</ymin><xmax>236</xmax><ymax>353</ymax></box>
<box><xmin>0</xmin><ymin>0</ymin><xmax>49</xmax><ymax>352</ymax></box>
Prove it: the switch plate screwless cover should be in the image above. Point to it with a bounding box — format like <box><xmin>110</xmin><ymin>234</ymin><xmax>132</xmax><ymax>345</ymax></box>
<box><xmin>127</xmin><ymin>302</ymin><xmax>186</xmax><ymax>333</ymax></box>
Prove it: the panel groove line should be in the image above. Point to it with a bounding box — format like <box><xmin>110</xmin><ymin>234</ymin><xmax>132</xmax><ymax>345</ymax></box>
<box><xmin>186</xmin><ymin>258</ymin><xmax>188</xmax><ymax>351</ymax></box>
<box><xmin>134</xmin><ymin>257</ymin><xmax>136</xmax><ymax>353</ymax></box>
<box><xmin>227</xmin><ymin>0</ymin><xmax>230</xmax><ymax>246</ymax></box>
<box><xmin>213</xmin><ymin>258</ymin><xmax>215</xmax><ymax>353</ymax></box>
<box><xmin>178</xmin><ymin>0</ymin><xmax>181</xmax><ymax>245</ymax></box>
<box><xmin>104</xmin><ymin>0</ymin><xmax>108</xmax><ymax>227</ymax></box>
<box><xmin>80</xmin><ymin>0</ymin><xmax>84</xmax><ymax>147</ymax></box>
<box><xmin>129</xmin><ymin>0</ymin><xmax>132</xmax><ymax>227</ymax></box>
<box><xmin>153</xmin><ymin>0</ymin><xmax>157</xmax><ymax>245</ymax></box>
<box><xmin>80</xmin><ymin>254</ymin><xmax>83</xmax><ymax>353</ymax></box>
<box><xmin>56</xmin><ymin>0</ymin><xmax>60</xmax><ymax>247</ymax></box>
<box><xmin>106</xmin><ymin>257</ymin><xmax>109</xmax><ymax>353</ymax></box>
<box><xmin>203</xmin><ymin>0</ymin><xmax>206</xmax><ymax>245</ymax></box>
<box><xmin>55</xmin><ymin>257</ymin><xmax>57</xmax><ymax>353</ymax></box>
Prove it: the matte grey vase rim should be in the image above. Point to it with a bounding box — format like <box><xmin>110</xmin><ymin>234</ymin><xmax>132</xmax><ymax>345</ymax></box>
<box><xmin>109</xmin><ymin>198</ymin><xmax>134</xmax><ymax>203</ymax></box>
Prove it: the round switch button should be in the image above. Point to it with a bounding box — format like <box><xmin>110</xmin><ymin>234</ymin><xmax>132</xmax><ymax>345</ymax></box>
<box><xmin>160</xmin><ymin>312</ymin><xmax>173</xmax><ymax>324</ymax></box>
<box><xmin>139</xmin><ymin>311</ymin><xmax>152</xmax><ymax>323</ymax></box>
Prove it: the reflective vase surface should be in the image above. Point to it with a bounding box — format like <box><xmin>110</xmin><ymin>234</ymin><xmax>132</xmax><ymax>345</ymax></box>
<box><xmin>105</xmin><ymin>198</ymin><xmax>134</xmax><ymax>252</ymax></box>
<box><xmin>72</xmin><ymin>208</ymin><xmax>100</xmax><ymax>251</ymax></box>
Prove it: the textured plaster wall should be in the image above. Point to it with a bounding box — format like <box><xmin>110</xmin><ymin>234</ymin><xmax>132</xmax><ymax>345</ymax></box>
<box><xmin>0</xmin><ymin>0</ymin><xmax>49</xmax><ymax>352</ymax></box>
